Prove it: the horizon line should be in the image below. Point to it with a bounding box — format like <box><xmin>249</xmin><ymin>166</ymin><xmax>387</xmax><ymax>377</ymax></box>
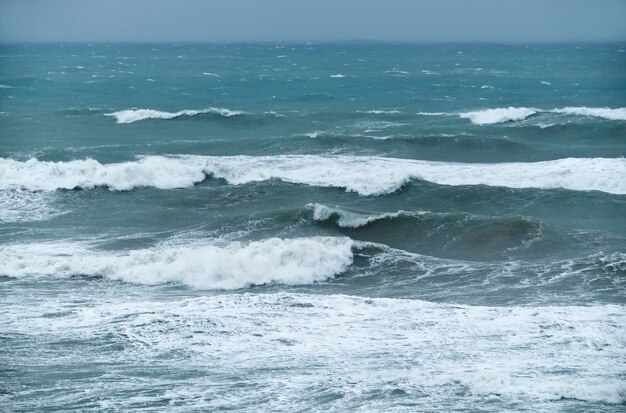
<box><xmin>2</xmin><ymin>39</ymin><xmax>625</xmax><ymax>46</ymax></box>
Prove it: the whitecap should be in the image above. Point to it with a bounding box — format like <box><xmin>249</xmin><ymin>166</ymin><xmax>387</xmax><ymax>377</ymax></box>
<box><xmin>105</xmin><ymin>107</ymin><xmax>243</xmax><ymax>123</ymax></box>
<box><xmin>330</xmin><ymin>74</ymin><xmax>346</xmax><ymax>78</ymax></box>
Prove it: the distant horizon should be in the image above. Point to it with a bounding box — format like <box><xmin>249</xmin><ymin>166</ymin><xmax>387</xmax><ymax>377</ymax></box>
<box><xmin>2</xmin><ymin>40</ymin><xmax>625</xmax><ymax>46</ymax></box>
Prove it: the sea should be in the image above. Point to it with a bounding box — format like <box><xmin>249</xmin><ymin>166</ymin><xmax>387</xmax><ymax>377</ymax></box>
<box><xmin>1</xmin><ymin>43</ymin><xmax>625</xmax><ymax>412</ymax></box>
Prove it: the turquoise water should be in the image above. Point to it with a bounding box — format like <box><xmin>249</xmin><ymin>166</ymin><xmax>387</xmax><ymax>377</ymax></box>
<box><xmin>1</xmin><ymin>43</ymin><xmax>625</xmax><ymax>412</ymax></box>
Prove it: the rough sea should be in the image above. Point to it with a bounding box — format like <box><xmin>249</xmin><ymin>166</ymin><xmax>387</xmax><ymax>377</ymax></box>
<box><xmin>1</xmin><ymin>43</ymin><xmax>625</xmax><ymax>412</ymax></box>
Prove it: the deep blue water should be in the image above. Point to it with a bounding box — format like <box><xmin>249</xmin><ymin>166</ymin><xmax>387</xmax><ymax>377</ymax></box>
<box><xmin>1</xmin><ymin>43</ymin><xmax>625</xmax><ymax>412</ymax></box>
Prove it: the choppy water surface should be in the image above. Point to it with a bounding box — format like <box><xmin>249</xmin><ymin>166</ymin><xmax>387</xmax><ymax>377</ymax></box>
<box><xmin>1</xmin><ymin>43</ymin><xmax>625</xmax><ymax>412</ymax></box>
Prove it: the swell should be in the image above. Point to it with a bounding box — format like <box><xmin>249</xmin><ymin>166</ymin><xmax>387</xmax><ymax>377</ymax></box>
<box><xmin>1</xmin><ymin>155</ymin><xmax>624</xmax><ymax>195</ymax></box>
<box><xmin>298</xmin><ymin>131</ymin><xmax>537</xmax><ymax>161</ymax></box>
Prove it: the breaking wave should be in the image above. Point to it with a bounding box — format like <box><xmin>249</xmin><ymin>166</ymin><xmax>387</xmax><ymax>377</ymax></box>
<box><xmin>1</xmin><ymin>155</ymin><xmax>624</xmax><ymax>195</ymax></box>
<box><xmin>0</xmin><ymin>237</ymin><xmax>354</xmax><ymax>289</ymax></box>
<box><xmin>460</xmin><ymin>107</ymin><xmax>538</xmax><ymax>125</ymax></box>
<box><xmin>308</xmin><ymin>203</ymin><xmax>417</xmax><ymax>228</ymax></box>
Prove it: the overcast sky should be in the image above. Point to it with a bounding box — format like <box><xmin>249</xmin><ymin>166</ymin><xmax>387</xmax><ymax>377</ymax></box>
<box><xmin>1</xmin><ymin>0</ymin><xmax>625</xmax><ymax>43</ymax></box>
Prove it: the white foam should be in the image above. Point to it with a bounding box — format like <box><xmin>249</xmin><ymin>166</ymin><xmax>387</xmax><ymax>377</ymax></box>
<box><xmin>540</xmin><ymin>81</ymin><xmax>551</xmax><ymax>86</ymax></box>
<box><xmin>0</xmin><ymin>84</ymin><xmax>13</xmax><ymax>89</ymax></box>
<box><xmin>308</xmin><ymin>203</ymin><xmax>414</xmax><ymax>228</ymax></box>
<box><xmin>0</xmin><ymin>237</ymin><xmax>354</xmax><ymax>289</ymax></box>
<box><xmin>330</xmin><ymin>74</ymin><xmax>346</xmax><ymax>78</ymax></box>
<box><xmin>202</xmin><ymin>72</ymin><xmax>220</xmax><ymax>77</ymax></box>
<box><xmin>2</xmin><ymin>155</ymin><xmax>624</xmax><ymax>195</ymax></box>
<box><xmin>460</xmin><ymin>107</ymin><xmax>537</xmax><ymax>125</ymax></box>
<box><xmin>552</xmin><ymin>106</ymin><xmax>626</xmax><ymax>121</ymax></box>
<box><xmin>105</xmin><ymin>107</ymin><xmax>243</xmax><ymax>123</ymax></box>
<box><xmin>6</xmin><ymin>292</ymin><xmax>624</xmax><ymax>407</ymax></box>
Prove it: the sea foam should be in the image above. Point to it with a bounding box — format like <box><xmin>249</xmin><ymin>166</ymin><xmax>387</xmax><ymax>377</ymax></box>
<box><xmin>0</xmin><ymin>190</ymin><xmax>63</xmax><ymax>223</ymax></box>
<box><xmin>105</xmin><ymin>107</ymin><xmax>243</xmax><ymax>123</ymax></box>
<box><xmin>1</xmin><ymin>155</ymin><xmax>624</xmax><ymax>195</ymax></box>
<box><xmin>0</xmin><ymin>237</ymin><xmax>354</xmax><ymax>289</ymax></box>
<box><xmin>8</xmin><ymin>292</ymin><xmax>624</xmax><ymax>405</ymax></box>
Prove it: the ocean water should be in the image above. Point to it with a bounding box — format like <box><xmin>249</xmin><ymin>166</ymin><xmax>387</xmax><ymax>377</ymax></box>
<box><xmin>1</xmin><ymin>43</ymin><xmax>625</xmax><ymax>412</ymax></box>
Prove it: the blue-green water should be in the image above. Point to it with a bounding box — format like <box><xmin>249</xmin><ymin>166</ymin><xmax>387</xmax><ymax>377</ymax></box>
<box><xmin>1</xmin><ymin>43</ymin><xmax>625</xmax><ymax>412</ymax></box>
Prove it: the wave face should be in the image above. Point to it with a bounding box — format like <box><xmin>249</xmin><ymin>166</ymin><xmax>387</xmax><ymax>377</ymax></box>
<box><xmin>0</xmin><ymin>237</ymin><xmax>354</xmax><ymax>289</ymax></box>
<box><xmin>2</xmin><ymin>155</ymin><xmax>624</xmax><ymax>195</ymax></box>
<box><xmin>460</xmin><ymin>107</ymin><xmax>537</xmax><ymax>125</ymax></box>
<box><xmin>307</xmin><ymin>204</ymin><xmax>551</xmax><ymax>260</ymax></box>
<box><xmin>552</xmin><ymin>106</ymin><xmax>626</xmax><ymax>121</ymax></box>
<box><xmin>105</xmin><ymin>107</ymin><xmax>243</xmax><ymax>123</ymax></box>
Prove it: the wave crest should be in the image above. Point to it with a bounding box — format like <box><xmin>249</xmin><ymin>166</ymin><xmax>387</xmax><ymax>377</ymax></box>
<box><xmin>308</xmin><ymin>203</ymin><xmax>415</xmax><ymax>228</ymax></box>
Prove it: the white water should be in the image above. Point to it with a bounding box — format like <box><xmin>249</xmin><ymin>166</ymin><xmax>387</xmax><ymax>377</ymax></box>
<box><xmin>3</xmin><ymin>291</ymin><xmax>624</xmax><ymax>409</ymax></box>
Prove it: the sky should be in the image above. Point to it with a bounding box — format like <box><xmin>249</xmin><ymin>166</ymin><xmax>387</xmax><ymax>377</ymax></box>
<box><xmin>1</xmin><ymin>0</ymin><xmax>625</xmax><ymax>43</ymax></box>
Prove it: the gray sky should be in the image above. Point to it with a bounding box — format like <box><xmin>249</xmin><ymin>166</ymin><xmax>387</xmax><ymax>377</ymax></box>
<box><xmin>1</xmin><ymin>0</ymin><xmax>625</xmax><ymax>43</ymax></box>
